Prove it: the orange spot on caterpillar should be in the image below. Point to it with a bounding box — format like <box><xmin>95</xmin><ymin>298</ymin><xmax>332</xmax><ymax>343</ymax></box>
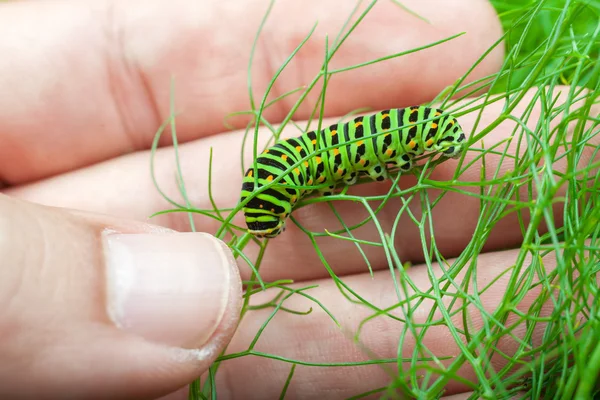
<box><xmin>307</xmin><ymin>178</ymin><xmax>313</xmax><ymax>185</ymax></box>
<box><xmin>267</xmin><ymin>175</ymin><xmax>274</xmax><ymax>182</ymax></box>
<box><xmin>303</xmin><ymin>161</ymin><xmax>309</xmax><ymax>167</ymax></box>
<box><xmin>449</xmin><ymin>120</ymin><xmax>455</xmax><ymax>126</ymax></box>
<box><xmin>426</xmin><ymin>139</ymin><xmax>434</xmax><ymax>146</ymax></box>
<box><xmin>311</xmin><ymin>139</ymin><xmax>317</xmax><ymax>145</ymax></box>
<box><xmin>294</xmin><ymin>168</ymin><xmax>300</xmax><ymax>175</ymax></box>
<box><xmin>431</xmin><ymin>123</ymin><xmax>438</xmax><ymax>129</ymax></box>
<box><xmin>317</xmin><ymin>176</ymin><xmax>325</xmax><ymax>182</ymax></box>
<box><xmin>281</xmin><ymin>154</ymin><xmax>288</xmax><ymax>161</ymax></box>
<box><xmin>409</xmin><ymin>140</ymin><xmax>416</xmax><ymax>149</ymax></box>
<box><xmin>355</xmin><ymin>121</ymin><xmax>363</xmax><ymax>127</ymax></box>
<box><xmin>333</xmin><ymin>149</ymin><xmax>340</xmax><ymax>155</ymax></box>
<box><xmin>271</xmin><ymin>208</ymin><xmax>275</xmax><ymax>213</ymax></box>
<box><xmin>381</xmin><ymin>113</ymin><xmax>389</xmax><ymax>119</ymax></box>
<box><xmin>385</xmin><ymin>149</ymin><xmax>393</xmax><ymax>156</ymax></box>
<box><xmin>316</xmin><ymin>156</ymin><xmax>322</xmax><ymax>163</ymax></box>
<box><xmin>247</xmin><ymin>170</ymin><xmax>253</xmax><ymax>177</ymax></box>
<box><xmin>356</xmin><ymin>140</ymin><xmax>364</xmax><ymax>146</ymax></box>
<box><xmin>337</xmin><ymin>168</ymin><xmax>343</xmax><ymax>175</ymax></box>
<box><xmin>411</xmin><ymin>108</ymin><xmax>419</xmax><ymax>114</ymax></box>
<box><xmin>259</xmin><ymin>204</ymin><xmax>263</xmax><ymax>208</ymax></box>
<box><xmin>359</xmin><ymin>158</ymin><xmax>367</xmax><ymax>166</ymax></box>
<box><xmin>295</xmin><ymin>145</ymin><xmax>302</xmax><ymax>151</ymax></box>
<box><xmin>291</xmin><ymin>196</ymin><xmax>297</xmax><ymax>203</ymax></box>
<box><xmin>331</xmin><ymin>130</ymin><xmax>338</xmax><ymax>136</ymax></box>
<box><xmin>435</xmin><ymin>112</ymin><xmax>442</xmax><ymax>116</ymax></box>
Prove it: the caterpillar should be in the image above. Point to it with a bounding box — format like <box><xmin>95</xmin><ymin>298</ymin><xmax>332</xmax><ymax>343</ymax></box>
<box><xmin>240</xmin><ymin>106</ymin><xmax>466</xmax><ymax>238</ymax></box>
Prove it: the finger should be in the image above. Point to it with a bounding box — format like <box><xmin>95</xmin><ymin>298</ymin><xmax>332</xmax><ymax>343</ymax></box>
<box><xmin>440</xmin><ymin>394</ymin><xmax>475</xmax><ymax>400</ymax></box>
<box><xmin>8</xmin><ymin>86</ymin><xmax>598</xmax><ymax>282</ymax></box>
<box><xmin>0</xmin><ymin>0</ymin><xmax>503</xmax><ymax>183</ymax></box>
<box><xmin>441</xmin><ymin>394</ymin><xmax>528</xmax><ymax>400</ymax></box>
<box><xmin>200</xmin><ymin>247</ymin><xmax>561</xmax><ymax>398</ymax></box>
<box><xmin>0</xmin><ymin>195</ymin><xmax>242</xmax><ymax>399</ymax></box>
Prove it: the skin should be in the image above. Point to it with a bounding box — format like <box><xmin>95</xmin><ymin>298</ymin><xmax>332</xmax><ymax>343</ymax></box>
<box><xmin>2</xmin><ymin>0</ymin><xmax>596</xmax><ymax>399</ymax></box>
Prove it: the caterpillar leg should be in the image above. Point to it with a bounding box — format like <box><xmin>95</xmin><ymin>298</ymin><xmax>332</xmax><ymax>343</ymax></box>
<box><xmin>393</xmin><ymin>154</ymin><xmax>413</xmax><ymax>172</ymax></box>
<box><xmin>367</xmin><ymin>164</ymin><xmax>388</xmax><ymax>182</ymax></box>
<box><xmin>318</xmin><ymin>184</ymin><xmax>336</xmax><ymax>196</ymax></box>
<box><xmin>343</xmin><ymin>172</ymin><xmax>358</xmax><ymax>185</ymax></box>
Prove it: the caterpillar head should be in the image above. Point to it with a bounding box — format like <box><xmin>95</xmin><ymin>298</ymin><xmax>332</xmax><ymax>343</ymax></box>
<box><xmin>245</xmin><ymin>214</ymin><xmax>286</xmax><ymax>238</ymax></box>
<box><xmin>429</xmin><ymin>115</ymin><xmax>467</xmax><ymax>159</ymax></box>
<box><xmin>240</xmin><ymin>184</ymin><xmax>290</xmax><ymax>239</ymax></box>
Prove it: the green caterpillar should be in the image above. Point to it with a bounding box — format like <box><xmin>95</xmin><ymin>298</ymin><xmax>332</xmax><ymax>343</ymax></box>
<box><xmin>240</xmin><ymin>106</ymin><xmax>466</xmax><ymax>238</ymax></box>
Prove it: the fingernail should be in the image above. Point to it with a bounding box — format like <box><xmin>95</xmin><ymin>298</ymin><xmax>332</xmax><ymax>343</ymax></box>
<box><xmin>103</xmin><ymin>232</ymin><xmax>234</xmax><ymax>348</ymax></box>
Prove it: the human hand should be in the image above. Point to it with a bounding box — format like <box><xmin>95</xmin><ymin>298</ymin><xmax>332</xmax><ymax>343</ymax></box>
<box><xmin>0</xmin><ymin>0</ymin><xmax>540</xmax><ymax>398</ymax></box>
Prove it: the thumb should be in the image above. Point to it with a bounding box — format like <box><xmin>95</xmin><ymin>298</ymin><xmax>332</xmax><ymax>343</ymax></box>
<box><xmin>0</xmin><ymin>194</ymin><xmax>242</xmax><ymax>399</ymax></box>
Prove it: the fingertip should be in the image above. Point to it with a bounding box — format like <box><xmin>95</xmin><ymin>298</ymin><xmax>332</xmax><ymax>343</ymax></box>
<box><xmin>0</xmin><ymin>196</ymin><xmax>242</xmax><ymax>397</ymax></box>
<box><xmin>103</xmin><ymin>231</ymin><xmax>241</xmax><ymax>349</ymax></box>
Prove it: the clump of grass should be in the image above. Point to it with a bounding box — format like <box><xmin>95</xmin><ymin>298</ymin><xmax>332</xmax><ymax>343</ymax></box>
<box><xmin>150</xmin><ymin>0</ymin><xmax>600</xmax><ymax>398</ymax></box>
